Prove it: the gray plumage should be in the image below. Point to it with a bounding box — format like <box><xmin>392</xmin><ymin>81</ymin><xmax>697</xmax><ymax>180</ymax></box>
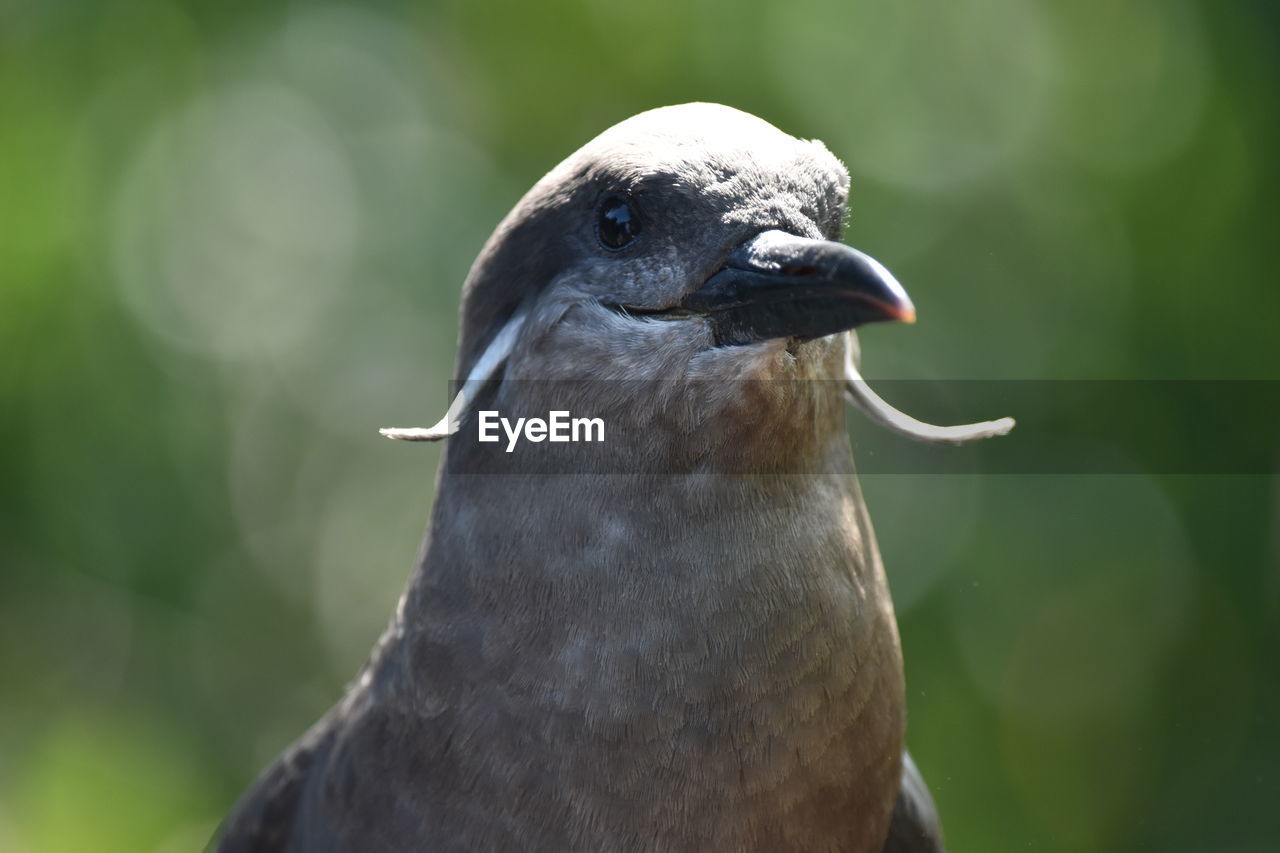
<box><xmin>216</xmin><ymin>103</ymin><xmax>956</xmax><ymax>852</ymax></box>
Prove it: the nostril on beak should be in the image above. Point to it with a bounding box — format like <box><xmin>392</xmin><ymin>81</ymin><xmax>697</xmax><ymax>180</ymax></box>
<box><xmin>780</xmin><ymin>264</ymin><xmax>819</xmax><ymax>277</ymax></box>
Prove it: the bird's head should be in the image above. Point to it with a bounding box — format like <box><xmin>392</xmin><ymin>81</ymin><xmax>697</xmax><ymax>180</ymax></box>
<box><xmin>383</xmin><ymin>104</ymin><xmax>1012</xmax><ymax>457</ymax></box>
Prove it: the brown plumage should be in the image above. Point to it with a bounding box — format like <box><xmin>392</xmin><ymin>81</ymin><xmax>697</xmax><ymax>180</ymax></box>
<box><xmin>216</xmin><ymin>103</ymin><xmax>974</xmax><ymax>852</ymax></box>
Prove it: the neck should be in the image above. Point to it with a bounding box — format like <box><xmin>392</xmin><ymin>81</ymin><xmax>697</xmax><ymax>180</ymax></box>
<box><xmin>359</xmin><ymin>409</ymin><xmax>905</xmax><ymax>850</ymax></box>
<box><xmin>344</xmin><ymin>347</ymin><xmax>906</xmax><ymax>849</ymax></box>
<box><xmin>388</xmin><ymin>426</ymin><xmax>888</xmax><ymax>698</ymax></box>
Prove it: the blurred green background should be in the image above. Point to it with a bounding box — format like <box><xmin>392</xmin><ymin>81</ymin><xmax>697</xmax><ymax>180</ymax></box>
<box><xmin>2</xmin><ymin>1</ymin><xmax>1277</xmax><ymax>850</ymax></box>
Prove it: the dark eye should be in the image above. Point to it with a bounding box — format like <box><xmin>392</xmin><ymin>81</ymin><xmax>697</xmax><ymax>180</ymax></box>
<box><xmin>597</xmin><ymin>195</ymin><xmax>641</xmax><ymax>250</ymax></box>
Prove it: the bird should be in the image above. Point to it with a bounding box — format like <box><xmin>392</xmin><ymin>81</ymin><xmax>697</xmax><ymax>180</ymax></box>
<box><xmin>214</xmin><ymin>103</ymin><xmax>1012</xmax><ymax>852</ymax></box>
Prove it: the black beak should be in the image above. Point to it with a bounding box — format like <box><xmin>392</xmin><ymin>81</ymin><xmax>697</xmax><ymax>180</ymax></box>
<box><xmin>681</xmin><ymin>230</ymin><xmax>916</xmax><ymax>347</ymax></box>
